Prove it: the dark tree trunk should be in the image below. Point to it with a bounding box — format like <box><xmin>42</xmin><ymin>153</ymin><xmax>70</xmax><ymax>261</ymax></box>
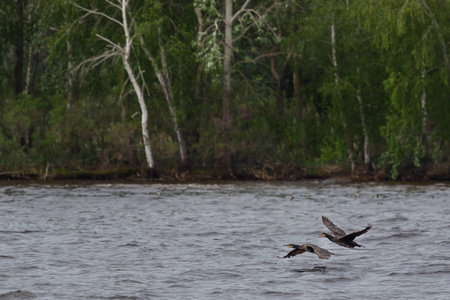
<box><xmin>270</xmin><ymin>45</ymin><xmax>284</xmax><ymax>115</ymax></box>
<box><xmin>26</xmin><ymin>46</ymin><xmax>38</xmax><ymax>95</ymax></box>
<box><xmin>67</xmin><ymin>41</ymin><xmax>80</xmax><ymax>109</ymax></box>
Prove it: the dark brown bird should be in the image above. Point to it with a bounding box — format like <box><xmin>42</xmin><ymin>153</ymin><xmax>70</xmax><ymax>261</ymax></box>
<box><xmin>283</xmin><ymin>244</ymin><xmax>333</xmax><ymax>259</ymax></box>
<box><xmin>321</xmin><ymin>216</ymin><xmax>372</xmax><ymax>248</ymax></box>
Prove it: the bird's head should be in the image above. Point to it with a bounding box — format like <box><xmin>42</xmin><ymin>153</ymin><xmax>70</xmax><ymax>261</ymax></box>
<box><xmin>321</xmin><ymin>233</ymin><xmax>330</xmax><ymax>238</ymax></box>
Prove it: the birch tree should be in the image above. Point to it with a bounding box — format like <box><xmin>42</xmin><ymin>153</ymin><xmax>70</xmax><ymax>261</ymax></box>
<box><xmin>14</xmin><ymin>0</ymin><xmax>24</xmax><ymax>98</ymax></box>
<box><xmin>355</xmin><ymin>65</ymin><xmax>371</xmax><ymax>170</ymax></box>
<box><xmin>313</xmin><ymin>1</ymin><xmax>381</xmax><ymax>172</ymax></box>
<box><xmin>139</xmin><ymin>19</ymin><xmax>187</xmax><ymax>166</ymax></box>
<box><xmin>362</xmin><ymin>0</ymin><xmax>450</xmax><ymax>178</ymax></box>
<box><xmin>24</xmin><ymin>0</ymin><xmax>42</xmax><ymax>96</ymax></box>
<box><xmin>73</xmin><ymin>0</ymin><xmax>155</xmax><ymax>169</ymax></box>
<box><xmin>195</xmin><ymin>0</ymin><xmax>276</xmax><ymax>176</ymax></box>
<box><xmin>348</xmin><ymin>2</ymin><xmax>372</xmax><ymax>171</ymax></box>
<box><xmin>330</xmin><ymin>9</ymin><xmax>359</xmax><ymax>172</ymax></box>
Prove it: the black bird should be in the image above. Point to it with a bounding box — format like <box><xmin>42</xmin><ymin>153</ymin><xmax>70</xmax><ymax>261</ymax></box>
<box><xmin>283</xmin><ymin>244</ymin><xmax>333</xmax><ymax>259</ymax></box>
<box><xmin>321</xmin><ymin>216</ymin><xmax>372</xmax><ymax>248</ymax></box>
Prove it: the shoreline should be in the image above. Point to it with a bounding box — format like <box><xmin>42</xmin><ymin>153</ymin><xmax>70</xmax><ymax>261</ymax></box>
<box><xmin>0</xmin><ymin>164</ymin><xmax>449</xmax><ymax>183</ymax></box>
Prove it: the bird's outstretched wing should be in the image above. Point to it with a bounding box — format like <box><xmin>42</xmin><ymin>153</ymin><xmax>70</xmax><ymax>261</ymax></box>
<box><xmin>342</xmin><ymin>223</ymin><xmax>372</xmax><ymax>241</ymax></box>
<box><xmin>322</xmin><ymin>216</ymin><xmax>346</xmax><ymax>237</ymax></box>
<box><xmin>305</xmin><ymin>244</ymin><xmax>333</xmax><ymax>259</ymax></box>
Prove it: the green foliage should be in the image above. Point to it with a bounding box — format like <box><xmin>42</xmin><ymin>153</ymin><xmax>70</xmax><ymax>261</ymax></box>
<box><xmin>0</xmin><ymin>94</ymin><xmax>49</xmax><ymax>168</ymax></box>
<box><xmin>0</xmin><ymin>0</ymin><xmax>449</xmax><ymax>179</ymax></box>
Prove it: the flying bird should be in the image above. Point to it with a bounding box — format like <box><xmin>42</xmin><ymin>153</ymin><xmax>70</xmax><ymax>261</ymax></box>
<box><xmin>321</xmin><ymin>216</ymin><xmax>372</xmax><ymax>248</ymax></box>
<box><xmin>283</xmin><ymin>244</ymin><xmax>333</xmax><ymax>260</ymax></box>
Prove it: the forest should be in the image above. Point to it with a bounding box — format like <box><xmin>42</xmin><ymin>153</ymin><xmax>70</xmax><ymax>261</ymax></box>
<box><xmin>1</xmin><ymin>0</ymin><xmax>450</xmax><ymax>181</ymax></box>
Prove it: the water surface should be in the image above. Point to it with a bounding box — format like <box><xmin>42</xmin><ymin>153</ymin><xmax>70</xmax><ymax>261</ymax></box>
<box><xmin>0</xmin><ymin>181</ymin><xmax>449</xmax><ymax>299</ymax></box>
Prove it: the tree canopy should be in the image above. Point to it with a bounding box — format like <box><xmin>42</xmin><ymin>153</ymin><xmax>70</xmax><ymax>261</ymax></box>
<box><xmin>1</xmin><ymin>0</ymin><xmax>449</xmax><ymax>181</ymax></box>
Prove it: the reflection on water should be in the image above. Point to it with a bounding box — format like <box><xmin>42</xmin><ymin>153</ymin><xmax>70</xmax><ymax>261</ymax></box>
<box><xmin>0</xmin><ymin>181</ymin><xmax>449</xmax><ymax>299</ymax></box>
<box><xmin>293</xmin><ymin>266</ymin><xmax>328</xmax><ymax>273</ymax></box>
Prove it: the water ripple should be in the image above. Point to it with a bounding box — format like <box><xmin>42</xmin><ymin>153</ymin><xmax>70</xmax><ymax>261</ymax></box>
<box><xmin>0</xmin><ymin>182</ymin><xmax>449</xmax><ymax>299</ymax></box>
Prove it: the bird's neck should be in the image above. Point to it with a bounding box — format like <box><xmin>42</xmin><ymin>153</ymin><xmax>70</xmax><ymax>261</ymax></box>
<box><xmin>323</xmin><ymin>233</ymin><xmax>334</xmax><ymax>241</ymax></box>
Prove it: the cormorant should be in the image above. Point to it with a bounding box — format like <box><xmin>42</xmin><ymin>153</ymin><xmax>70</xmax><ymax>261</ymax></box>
<box><xmin>283</xmin><ymin>244</ymin><xmax>333</xmax><ymax>259</ymax></box>
<box><xmin>321</xmin><ymin>216</ymin><xmax>372</xmax><ymax>248</ymax></box>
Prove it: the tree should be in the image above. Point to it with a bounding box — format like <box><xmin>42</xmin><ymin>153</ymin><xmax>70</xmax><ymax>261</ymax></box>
<box><xmin>195</xmin><ymin>0</ymin><xmax>276</xmax><ymax>176</ymax></box>
<box><xmin>73</xmin><ymin>0</ymin><xmax>155</xmax><ymax>170</ymax></box>
<box><xmin>362</xmin><ymin>0</ymin><xmax>450</xmax><ymax>178</ymax></box>
<box><xmin>297</xmin><ymin>1</ymin><xmax>387</xmax><ymax>173</ymax></box>
<box><xmin>14</xmin><ymin>0</ymin><xmax>24</xmax><ymax>98</ymax></box>
<box><xmin>137</xmin><ymin>1</ymin><xmax>189</xmax><ymax>168</ymax></box>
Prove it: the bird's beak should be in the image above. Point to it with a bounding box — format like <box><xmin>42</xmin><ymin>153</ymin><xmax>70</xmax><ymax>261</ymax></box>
<box><xmin>321</xmin><ymin>233</ymin><xmax>325</xmax><ymax>237</ymax></box>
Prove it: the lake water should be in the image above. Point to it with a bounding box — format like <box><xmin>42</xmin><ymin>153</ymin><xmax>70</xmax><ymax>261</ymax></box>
<box><xmin>0</xmin><ymin>180</ymin><xmax>449</xmax><ymax>299</ymax></box>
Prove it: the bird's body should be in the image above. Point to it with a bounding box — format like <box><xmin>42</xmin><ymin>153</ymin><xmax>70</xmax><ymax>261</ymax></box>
<box><xmin>283</xmin><ymin>244</ymin><xmax>333</xmax><ymax>260</ymax></box>
<box><xmin>321</xmin><ymin>216</ymin><xmax>372</xmax><ymax>248</ymax></box>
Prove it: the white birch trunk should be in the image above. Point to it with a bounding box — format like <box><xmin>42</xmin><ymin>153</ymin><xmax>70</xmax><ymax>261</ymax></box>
<box><xmin>223</xmin><ymin>0</ymin><xmax>233</xmax><ymax>131</ymax></box>
<box><xmin>73</xmin><ymin>0</ymin><xmax>156</xmax><ymax>169</ymax></box>
<box><xmin>331</xmin><ymin>22</ymin><xmax>339</xmax><ymax>86</ymax></box>
<box><xmin>420</xmin><ymin>59</ymin><xmax>427</xmax><ymax>140</ymax></box>
<box><xmin>420</xmin><ymin>0</ymin><xmax>449</xmax><ymax>70</ymax></box>
<box><xmin>156</xmin><ymin>24</ymin><xmax>186</xmax><ymax>163</ymax></box>
<box><xmin>356</xmin><ymin>67</ymin><xmax>371</xmax><ymax>168</ymax></box>
<box><xmin>331</xmin><ymin>15</ymin><xmax>355</xmax><ymax>172</ymax></box>
<box><xmin>123</xmin><ymin>60</ymin><xmax>155</xmax><ymax>169</ymax></box>
<box><xmin>194</xmin><ymin>6</ymin><xmax>205</xmax><ymax>103</ymax></box>
<box><xmin>120</xmin><ymin>0</ymin><xmax>154</xmax><ymax>169</ymax></box>
<box><xmin>25</xmin><ymin>0</ymin><xmax>37</xmax><ymax>95</ymax></box>
<box><xmin>25</xmin><ymin>45</ymin><xmax>37</xmax><ymax>95</ymax></box>
<box><xmin>140</xmin><ymin>27</ymin><xmax>187</xmax><ymax>163</ymax></box>
<box><xmin>214</xmin><ymin>0</ymin><xmax>234</xmax><ymax>175</ymax></box>
<box><xmin>67</xmin><ymin>41</ymin><xmax>74</xmax><ymax>110</ymax></box>
<box><xmin>421</xmin><ymin>90</ymin><xmax>427</xmax><ymax>135</ymax></box>
<box><xmin>195</xmin><ymin>0</ymin><xmax>260</xmax><ymax>174</ymax></box>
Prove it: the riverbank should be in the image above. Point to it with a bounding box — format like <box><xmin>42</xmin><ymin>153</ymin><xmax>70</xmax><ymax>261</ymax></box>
<box><xmin>1</xmin><ymin>162</ymin><xmax>449</xmax><ymax>182</ymax></box>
